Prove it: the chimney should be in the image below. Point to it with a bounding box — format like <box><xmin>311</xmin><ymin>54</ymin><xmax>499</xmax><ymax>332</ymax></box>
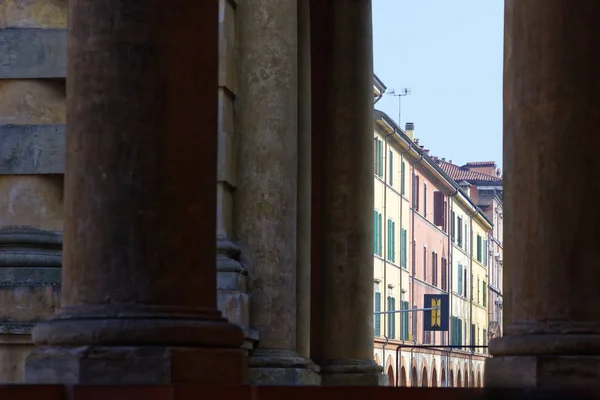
<box><xmin>449</xmin><ymin>160</ymin><xmax>453</xmax><ymax>164</ymax></box>
<box><xmin>414</xmin><ymin>138</ymin><xmax>419</xmax><ymax>145</ymax></box>
<box><xmin>442</xmin><ymin>157</ymin><xmax>446</xmax><ymax>162</ymax></box>
<box><xmin>424</xmin><ymin>149</ymin><xmax>430</xmax><ymax>155</ymax></box>
<box><xmin>405</xmin><ymin>122</ymin><xmax>415</xmax><ymax>140</ymax></box>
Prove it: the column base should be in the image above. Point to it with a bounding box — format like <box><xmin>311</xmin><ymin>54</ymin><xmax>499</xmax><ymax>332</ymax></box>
<box><xmin>25</xmin><ymin>345</ymin><xmax>247</xmax><ymax>384</ymax></box>
<box><xmin>319</xmin><ymin>359</ymin><xmax>386</xmax><ymax>386</ymax></box>
<box><xmin>486</xmin><ymin>355</ymin><xmax>600</xmax><ymax>389</ymax></box>
<box><xmin>248</xmin><ymin>349</ymin><xmax>321</xmax><ymax>385</ymax></box>
<box><xmin>487</xmin><ymin>334</ymin><xmax>600</xmax><ymax>388</ymax></box>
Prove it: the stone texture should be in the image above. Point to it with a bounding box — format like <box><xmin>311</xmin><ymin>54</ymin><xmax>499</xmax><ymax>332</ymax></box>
<box><xmin>0</xmin><ymin>0</ymin><xmax>68</xmax><ymax>29</ymax></box>
<box><xmin>25</xmin><ymin>0</ymin><xmax>246</xmax><ymax>384</ymax></box>
<box><xmin>0</xmin><ymin>28</ymin><xmax>67</xmax><ymax>79</ymax></box>
<box><xmin>0</xmin><ymin>226</ymin><xmax>62</xmax><ymax>383</ymax></box>
<box><xmin>487</xmin><ymin>0</ymin><xmax>600</xmax><ymax>388</ymax></box>
<box><xmin>26</xmin><ymin>346</ymin><xmax>246</xmax><ymax>384</ymax></box>
<box><xmin>0</xmin><ymin>176</ymin><xmax>63</xmax><ymax>231</ymax></box>
<box><xmin>310</xmin><ymin>0</ymin><xmax>382</xmax><ymax>385</ymax></box>
<box><xmin>296</xmin><ymin>0</ymin><xmax>312</xmax><ymax>361</ymax></box>
<box><xmin>0</xmin><ymin>80</ymin><xmax>65</xmax><ymax>125</ymax></box>
<box><xmin>235</xmin><ymin>0</ymin><xmax>315</xmax><ymax>384</ymax></box>
<box><xmin>0</xmin><ymin>124</ymin><xmax>65</xmax><ymax>174</ymax></box>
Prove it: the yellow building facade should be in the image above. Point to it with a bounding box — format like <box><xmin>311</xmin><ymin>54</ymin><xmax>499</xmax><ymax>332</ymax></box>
<box><xmin>372</xmin><ymin>77</ymin><xmax>493</xmax><ymax>387</ymax></box>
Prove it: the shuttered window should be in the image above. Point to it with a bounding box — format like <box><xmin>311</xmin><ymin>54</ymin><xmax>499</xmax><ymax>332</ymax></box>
<box><xmin>374</xmin><ymin>291</ymin><xmax>381</xmax><ymax>337</ymax></box>
<box><xmin>389</xmin><ymin>151</ymin><xmax>394</xmax><ymax>186</ymax></box>
<box><xmin>458</xmin><ymin>264</ymin><xmax>463</xmax><ymax>295</ymax></box>
<box><xmin>387</xmin><ymin>219</ymin><xmax>396</xmax><ymax>262</ymax></box>
<box><xmin>401</xmin><ymin>228</ymin><xmax>408</xmax><ymax>268</ymax></box>
<box><xmin>401</xmin><ymin>161</ymin><xmax>406</xmax><ymax>195</ymax></box>
<box><xmin>387</xmin><ymin>296</ymin><xmax>396</xmax><ymax>338</ymax></box>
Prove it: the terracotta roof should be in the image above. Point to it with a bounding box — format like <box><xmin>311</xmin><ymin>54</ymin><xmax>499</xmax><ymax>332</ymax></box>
<box><xmin>436</xmin><ymin>159</ymin><xmax>502</xmax><ymax>183</ymax></box>
<box><xmin>463</xmin><ymin>161</ymin><xmax>496</xmax><ymax>167</ymax></box>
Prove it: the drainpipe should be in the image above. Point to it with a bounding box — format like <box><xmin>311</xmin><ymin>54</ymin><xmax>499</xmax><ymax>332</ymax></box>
<box><xmin>469</xmin><ymin>210</ymin><xmax>475</xmax><ymax>358</ymax></box>
<box><xmin>447</xmin><ymin>191</ymin><xmax>458</xmax><ymax>349</ymax></box>
<box><xmin>381</xmin><ymin>131</ymin><xmax>393</xmax><ymax>371</ymax></box>
<box><xmin>410</xmin><ymin>154</ymin><xmax>424</xmax><ymax>343</ymax></box>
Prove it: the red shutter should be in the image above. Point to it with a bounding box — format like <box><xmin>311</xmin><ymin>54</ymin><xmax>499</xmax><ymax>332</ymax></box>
<box><xmin>434</xmin><ymin>191</ymin><xmax>444</xmax><ymax>226</ymax></box>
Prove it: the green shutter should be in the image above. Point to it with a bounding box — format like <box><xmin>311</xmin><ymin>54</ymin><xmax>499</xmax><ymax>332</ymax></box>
<box><xmin>401</xmin><ymin>228</ymin><xmax>407</xmax><ymax>268</ymax></box>
<box><xmin>378</xmin><ymin>213</ymin><xmax>382</xmax><ymax>255</ymax></box>
<box><xmin>375</xmin><ymin>292</ymin><xmax>381</xmax><ymax>336</ymax></box>
<box><xmin>403</xmin><ymin>301</ymin><xmax>409</xmax><ymax>340</ymax></box>
<box><xmin>477</xmin><ymin>235</ymin><xmax>482</xmax><ymax>262</ymax></box>
<box><xmin>483</xmin><ymin>281</ymin><xmax>487</xmax><ymax>307</ymax></box>
<box><xmin>483</xmin><ymin>328</ymin><xmax>487</xmax><ymax>353</ymax></box>
<box><xmin>392</xmin><ymin>298</ymin><xmax>396</xmax><ymax>338</ymax></box>
<box><xmin>378</xmin><ymin>140</ymin><xmax>384</xmax><ymax>177</ymax></box>
<box><xmin>484</xmin><ymin>240</ymin><xmax>488</xmax><ymax>266</ymax></box>
<box><xmin>387</xmin><ymin>296</ymin><xmax>396</xmax><ymax>338</ymax></box>
<box><xmin>391</xmin><ymin>221</ymin><xmax>396</xmax><ymax>262</ymax></box>
<box><xmin>389</xmin><ymin>151</ymin><xmax>394</xmax><ymax>186</ymax></box>
<box><xmin>401</xmin><ymin>161</ymin><xmax>406</xmax><ymax>195</ymax></box>
<box><xmin>373</xmin><ymin>211</ymin><xmax>378</xmax><ymax>255</ymax></box>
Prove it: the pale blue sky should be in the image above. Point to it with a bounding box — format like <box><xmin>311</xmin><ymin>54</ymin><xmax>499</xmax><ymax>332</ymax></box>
<box><xmin>372</xmin><ymin>0</ymin><xmax>504</xmax><ymax>169</ymax></box>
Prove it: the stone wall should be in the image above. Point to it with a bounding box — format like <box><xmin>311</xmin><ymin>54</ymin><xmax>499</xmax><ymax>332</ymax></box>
<box><xmin>0</xmin><ymin>0</ymin><xmax>66</xmax><ymax>383</ymax></box>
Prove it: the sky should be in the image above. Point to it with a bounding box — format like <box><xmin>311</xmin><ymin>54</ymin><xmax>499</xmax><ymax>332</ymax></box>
<box><xmin>372</xmin><ymin>0</ymin><xmax>504</xmax><ymax>169</ymax></box>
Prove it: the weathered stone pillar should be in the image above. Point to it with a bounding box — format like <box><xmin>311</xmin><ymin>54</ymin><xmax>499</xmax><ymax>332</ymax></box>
<box><xmin>216</xmin><ymin>0</ymin><xmax>258</xmax><ymax>351</ymax></box>
<box><xmin>235</xmin><ymin>0</ymin><xmax>319</xmax><ymax>385</ymax></box>
<box><xmin>486</xmin><ymin>0</ymin><xmax>600</xmax><ymax>389</ymax></box>
<box><xmin>25</xmin><ymin>0</ymin><xmax>246</xmax><ymax>384</ymax></box>
<box><xmin>0</xmin><ymin>0</ymin><xmax>66</xmax><ymax>383</ymax></box>
<box><xmin>310</xmin><ymin>0</ymin><xmax>385</xmax><ymax>386</ymax></box>
<box><xmin>296</xmin><ymin>0</ymin><xmax>312</xmax><ymax>361</ymax></box>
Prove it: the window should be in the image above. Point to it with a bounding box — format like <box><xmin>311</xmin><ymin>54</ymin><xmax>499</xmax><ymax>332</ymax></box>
<box><xmin>401</xmin><ymin>300</ymin><xmax>410</xmax><ymax>340</ymax></box>
<box><xmin>483</xmin><ymin>328</ymin><xmax>487</xmax><ymax>353</ymax></box>
<box><xmin>401</xmin><ymin>161</ymin><xmax>406</xmax><ymax>195</ymax></box>
<box><xmin>457</xmin><ymin>216</ymin><xmax>463</xmax><ymax>247</ymax></box>
<box><xmin>387</xmin><ymin>219</ymin><xmax>396</xmax><ymax>262</ymax></box>
<box><xmin>432</xmin><ymin>251</ymin><xmax>438</xmax><ymax>286</ymax></box>
<box><xmin>374</xmin><ymin>137</ymin><xmax>383</xmax><ymax>178</ymax></box>
<box><xmin>389</xmin><ymin>150</ymin><xmax>394</xmax><ymax>186</ymax></box>
<box><xmin>423</xmin><ymin>247</ymin><xmax>428</xmax><ymax>281</ymax></box>
<box><xmin>483</xmin><ymin>239</ymin><xmax>488</xmax><ymax>267</ymax></box>
<box><xmin>412</xmin><ymin>304</ymin><xmax>417</xmax><ymax>341</ymax></box>
<box><xmin>477</xmin><ymin>276</ymin><xmax>480</xmax><ymax>303</ymax></box>
<box><xmin>483</xmin><ymin>281</ymin><xmax>487</xmax><ymax>307</ymax></box>
<box><xmin>374</xmin><ymin>210</ymin><xmax>382</xmax><ymax>256</ymax></box>
<box><xmin>457</xmin><ymin>264</ymin><xmax>463</xmax><ymax>294</ymax></box>
<box><xmin>477</xmin><ymin>234</ymin><xmax>482</xmax><ymax>262</ymax></box>
<box><xmin>465</xmin><ymin>223</ymin><xmax>468</xmax><ymax>252</ymax></box>
<box><xmin>401</xmin><ymin>228</ymin><xmax>408</xmax><ymax>268</ymax></box>
<box><xmin>464</xmin><ymin>268</ymin><xmax>468</xmax><ymax>298</ymax></box>
<box><xmin>471</xmin><ymin>324</ymin><xmax>476</xmax><ymax>348</ymax></box>
<box><xmin>451</xmin><ymin>211</ymin><xmax>456</xmax><ymax>241</ymax></box>
<box><xmin>374</xmin><ymin>285</ymin><xmax>381</xmax><ymax>337</ymax></box>
<box><xmin>413</xmin><ymin>174</ymin><xmax>420</xmax><ymax>211</ymax></box>
<box><xmin>387</xmin><ymin>292</ymin><xmax>396</xmax><ymax>339</ymax></box>
<box><xmin>441</xmin><ymin>257</ymin><xmax>448</xmax><ymax>290</ymax></box>
<box><xmin>434</xmin><ymin>191</ymin><xmax>445</xmax><ymax>227</ymax></box>
<box><xmin>423</xmin><ymin>182</ymin><xmax>428</xmax><ymax>217</ymax></box>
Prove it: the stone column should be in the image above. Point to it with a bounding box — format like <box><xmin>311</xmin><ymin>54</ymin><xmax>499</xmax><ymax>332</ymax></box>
<box><xmin>25</xmin><ymin>0</ymin><xmax>246</xmax><ymax>384</ymax></box>
<box><xmin>216</xmin><ymin>0</ymin><xmax>258</xmax><ymax>351</ymax></box>
<box><xmin>235</xmin><ymin>0</ymin><xmax>319</xmax><ymax>385</ymax></box>
<box><xmin>0</xmin><ymin>0</ymin><xmax>66</xmax><ymax>383</ymax></box>
<box><xmin>296</xmin><ymin>0</ymin><xmax>312</xmax><ymax>361</ymax></box>
<box><xmin>486</xmin><ymin>0</ymin><xmax>600</xmax><ymax>389</ymax></box>
<box><xmin>311</xmin><ymin>0</ymin><xmax>385</xmax><ymax>386</ymax></box>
